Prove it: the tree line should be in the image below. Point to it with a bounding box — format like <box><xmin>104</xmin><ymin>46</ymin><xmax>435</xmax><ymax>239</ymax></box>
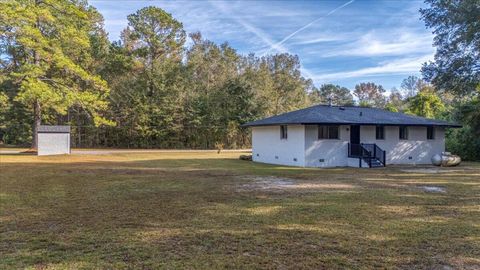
<box><xmin>0</xmin><ymin>0</ymin><xmax>479</xmax><ymax>159</ymax></box>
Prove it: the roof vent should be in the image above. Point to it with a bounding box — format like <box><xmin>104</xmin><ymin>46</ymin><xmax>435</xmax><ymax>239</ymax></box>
<box><xmin>359</xmin><ymin>111</ymin><xmax>363</xmax><ymax>116</ymax></box>
<box><xmin>339</xmin><ymin>107</ymin><xmax>345</xmax><ymax>110</ymax></box>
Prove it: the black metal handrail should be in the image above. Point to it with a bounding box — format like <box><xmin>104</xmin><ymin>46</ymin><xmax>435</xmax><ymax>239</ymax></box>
<box><xmin>348</xmin><ymin>143</ymin><xmax>366</xmax><ymax>157</ymax></box>
<box><xmin>348</xmin><ymin>143</ymin><xmax>386</xmax><ymax>167</ymax></box>
<box><xmin>374</xmin><ymin>144</ymin><xmax>386</xmax><ymax>166</ymax></box>
<box><xmin>348</xmin><ymin>143</ymin><xmax>372</xmax><ymax>158</ymax></box>
<box><xmin>362</xmin><ymin>144</ymin><xmax>374</xmax><ymax>167</ymax></box>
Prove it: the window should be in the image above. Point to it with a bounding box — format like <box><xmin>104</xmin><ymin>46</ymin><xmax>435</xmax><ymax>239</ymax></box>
<box><xmin>399</xmin><ymin>126</ymin><xmax>408</xmax><ymax>140</ymax></box>
<box><xmin>328</xmin><ymin>126</ymin><xmax>339</xmax><ymax>139</ymax></box>
<box><xmin>427</xmin><ymin>126</ymin><xmax>435</xmax><ymax>140</ymax></box>
<box><xmin>280</xmin><ymin>125</ymin><xmax>288</xmax><ymax>139</ymax></box>
<box><xmin>318</xmin><ymin>125</ymin><xmax>339</xmax><ymax>139</ymax></box>
<box><xmin>318</xmin><ymin>125</ymin><xmax>327</xmax><ymax>139</ymax></box>
<box><xmin>376</xmin><ymin>126</ymin><xmax>385</xmax><ymax>140</ymax></box>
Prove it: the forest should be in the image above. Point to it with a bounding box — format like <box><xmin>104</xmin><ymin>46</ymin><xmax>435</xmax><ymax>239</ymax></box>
<box><xmin>0</xmin><ymin>0</ymin><xmax>479</xmax><ymax>160</ymax></box>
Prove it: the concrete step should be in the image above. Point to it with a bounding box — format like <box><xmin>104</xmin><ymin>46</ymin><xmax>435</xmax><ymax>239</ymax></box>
<box><xmin>369</xmin><ymin>159</ymin><xmax>384</xmax><ymax>167</ymax></box>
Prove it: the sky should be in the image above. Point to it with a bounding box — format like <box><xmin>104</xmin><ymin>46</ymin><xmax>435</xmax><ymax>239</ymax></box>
<box><xmin>90</xmin><ymin>0</ymin><xmax>435</xmax><ymax>90</ymax></box>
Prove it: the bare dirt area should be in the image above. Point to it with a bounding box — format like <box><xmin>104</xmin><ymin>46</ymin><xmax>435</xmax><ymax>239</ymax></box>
<box><xmin>419</xmin><ymin>186</ymin><xmax>447</xmax><ymax>193</ymax></box>
<box><xmin>235</xmin><ymin>175</ymin><xmax>358</xmax><ymax>192</ymax></box>
<box><xmin>397</xmin><ymin>163</ymin><xmax>480</xmax><ymax>174</ymax></box>
<box><xmin>401</xmin><ymin>168</ymin><xmax>463</xmax><ymax>174</ymax></box>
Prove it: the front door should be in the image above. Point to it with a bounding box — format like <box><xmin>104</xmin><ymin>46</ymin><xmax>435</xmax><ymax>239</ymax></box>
<box><xmin>350</xmin><ymin>125</ymin><xmax>360</xmax><ymax>144</ymax></box>
<box><xmin>350</xmin><ymin>125</ymin><xmax>361</xmax><ymax>156</ymax></box>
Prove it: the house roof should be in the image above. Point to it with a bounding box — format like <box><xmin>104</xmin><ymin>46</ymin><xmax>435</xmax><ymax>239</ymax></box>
<box><xmin>37</xmin><ymin>125</ymin><xmax>71</xmax><ymax>133</ymax></box>
<box><xmin>242</xmin><ymin>105</ymin><xmax>462</xmax><ymax>127</ymax></box>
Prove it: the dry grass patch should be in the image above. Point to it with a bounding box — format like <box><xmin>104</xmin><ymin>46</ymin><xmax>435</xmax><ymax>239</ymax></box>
<box><xmin>0</xmin><ymin>152</ymin><xmax>479</xmax><ymax>269</ymax></box>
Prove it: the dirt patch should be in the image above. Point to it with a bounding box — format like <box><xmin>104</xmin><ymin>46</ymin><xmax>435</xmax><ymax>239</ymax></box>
<box><xmin>419</xmin><ymin>186</ymin><xmax>446</xmax><ymax>193</ymax></box>
<box><xmin>400</xmin><ymin>168</ymin><xmax>463</xmax><ymax>174</ymax></box>
<box><xmin>236</xmin><ymin>176</ymin><xmax>357</xmax><ymax>192</ymax></box>
<box><xmin>237</xmin><ymin>176</ymin><xmax>295</xmax><ymax>191</ymax></box>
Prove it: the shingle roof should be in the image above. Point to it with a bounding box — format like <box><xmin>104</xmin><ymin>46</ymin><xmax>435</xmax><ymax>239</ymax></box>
<box><xmin>242</xmin><ymin>105</ymin><xmax>461</xmax><ymax>127</ymax></box>
<box><xmin>37</xmin><ymin>125</ymin><xmax>71</xmax><ymax>133</ymax></box>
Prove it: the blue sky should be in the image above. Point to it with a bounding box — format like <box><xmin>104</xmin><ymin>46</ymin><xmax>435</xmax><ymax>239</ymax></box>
<box><xmin>90</xmin><ymin>0</ymin><xmax>435</xmax><ymax>90</ymax></box>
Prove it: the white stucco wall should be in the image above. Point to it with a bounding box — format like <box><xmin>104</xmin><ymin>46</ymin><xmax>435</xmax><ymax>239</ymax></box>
<box><xmin>38</xmin><ymin>133</ymin><xmax>70</xmax><ymax>156</ymax></box>
<box><xmin>347</xmin><ymin>157</ymin><xmax>362</xmax><ymax>167</ymax></box>
<box><xmin>252</xmin><ymin>125</ymin><xmax>305</xmax><ymax>166</ymax></box>
<box><xmin>304</xmin><ymin>125</ymin><xmax>350</xmax><ymax>167</ymax></box>
<box><xmin>360</xmin><ymin>126</ymin><xmax>445</xmax><ymax>165</ymax></box>
<box><xmin>251</xmin><ymin>124</ymin><xmax>446</xmax><ymax>168</ymax></box>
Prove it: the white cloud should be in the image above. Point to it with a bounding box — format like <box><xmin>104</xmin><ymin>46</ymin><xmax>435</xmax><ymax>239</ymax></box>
<box><xmin>262</xmin><ymin>0</ymin><xmax>354</xmax><ymax>55</ymax></box>
<box><xmin>208</xmin><ymin>0</ymin><xmax>316</xmax><ymax>79</ymax></box>
<box><xmin>291</xmin><ymin>35</ymin><xmax>347</xmax><ymax>45</ymax></box>
<box><xmin>312</xmin><ymin>54</ymin><xmax>433</xmax><ymax>81</ymax></box>
<box><xmin>91</xmin><ymin>0</ymin><xmax>435</xmax><ymax>89</ymax></box>
<box><xmin>322</xmin><ymin>30</ymin><xmax>434</xmax><ymax>57</ymax></box>
<box><xmin>208</xmin><ymin>1</ymin><xmax>285</xmax><ymax>52</ymax></box>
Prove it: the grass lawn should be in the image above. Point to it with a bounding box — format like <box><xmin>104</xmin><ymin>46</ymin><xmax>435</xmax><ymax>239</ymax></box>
<box><xmin>1</xmin><ymin>151</ymin><xmax>479</xmax><ymax>269</ymax></box>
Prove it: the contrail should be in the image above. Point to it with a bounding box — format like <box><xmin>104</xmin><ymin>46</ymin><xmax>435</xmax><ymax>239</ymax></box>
<box><xmin>263</xmin><ymin>0</ymin><xmax>354</xmax><ymax>55</ymax></box>
<box><xmin>209</xmin><ymin>0</ymin><xmax>286</xmax><ymax>53</ymax></box>
<box><xmin>209</xmin><ymin>0</ymin><xmax>316</xmax><ymax>79</ymax></box>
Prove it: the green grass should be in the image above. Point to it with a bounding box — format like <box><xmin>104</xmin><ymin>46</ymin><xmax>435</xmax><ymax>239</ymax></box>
<box><xmin>1</xmin><ymin>152</ymin><xmax>479</xmax><ymax>269</ymax></box>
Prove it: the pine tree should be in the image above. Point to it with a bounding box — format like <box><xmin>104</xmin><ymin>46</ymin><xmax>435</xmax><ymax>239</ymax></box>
<box><xmin>0</xmin><ymin>0</ymin><xmax>112</xmax><ymax>149</ymax></box>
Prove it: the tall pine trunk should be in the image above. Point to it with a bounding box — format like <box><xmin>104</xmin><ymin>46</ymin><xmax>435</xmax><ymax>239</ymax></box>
<box><xmin>31</xmin><ymin>100</ymin><xmax>41</xmax><ymax>149</ymax></box>
<box><xmin>31</xmin><ymin>4</ymin><xmax>41</xmax><ymax>150</ymax></box>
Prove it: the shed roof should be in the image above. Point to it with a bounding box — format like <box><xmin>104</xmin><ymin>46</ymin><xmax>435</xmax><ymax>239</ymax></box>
<box><xmin>37</xmin><ymin>125</ymin><xmax>71</xmax><ymax>133</ymax></box>
<box><xmin>242</xmin><ymin>105</ymin><xmax>461</xmax><ymax>127</ymax></box>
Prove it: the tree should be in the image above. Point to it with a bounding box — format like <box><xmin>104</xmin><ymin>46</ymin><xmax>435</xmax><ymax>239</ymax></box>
<box><xmin>0</xmin><ymin>92</ymin><xmax>9</xmax><ymax>141</ymax></box>
<box><xmin>183</xmin><ymin>33</ymin><xmax>242</xmax><ymax>148</ymax></box>
<box><xmin>353</xmin><ymin>82</ymin><xmax>386</xmax><ymax>108</ymax></box>
<box><xmin>400</xmin><ymin>75</ymin><xmax>426</xmax><ymax>97</ymax></box>
<box><xmin>221</xmin><ymin>78</ymin><xmax>258</xmax><ymax>148</ymax></box>
<box><xmin>384</xmin><ymin>88</ymin><xmax>405</xmax><ymax>112</ymax></box>
<box><xmin>0</xmin><ymin>4</ymin><xmax>323</xmax><ymax>149</ymax></box>
<box><xmin>421</xmin><ymin>0</ymin><xmax>480</xmax><ymax>160</ymax></box>
<box><xmin>420</xmin><ymin>0</ymin><xmax>480</xmax><ymax>95</ymax></box>
<box><xmin>309</xmin><ymin>84</ymin><xmax>354</xmax><ymax>106</ymax></box>
<box><xmin>405</xmin><ymin>86</ymin><xmax>445</xmax><ymax>119</ymax></box>
<box><xmin>456</xmin><ymin>87</ymin><xmax>480</xmax><ymax>134</ymax></box>
<box><xmin>0</xmin><ymin>0</ymin><xmax>111</xmax><ymax>149</ymax></box>
<box><xmin>125</xmin><ymin>6</ymin><xmax>186</xmax><ymax>95</ymax></box>
<box><xmin>118</xmin><ymin>6</ymin><xmax>186</xmax><ymax>147</ymax></box>
<box><xmin>446</xmin><ymin>125</ymin><xmax>480</xmax><ymax>160</ymax></box>
<box><xmin>265</xmin><ymin>54</ymin><xmax>310</xmax><ymax>114</ymax></box>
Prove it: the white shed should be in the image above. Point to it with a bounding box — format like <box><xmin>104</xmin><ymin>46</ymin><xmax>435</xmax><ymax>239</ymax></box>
<box><xmin>37</xmin><ymin>125</ymin><xmax>71</xmax><ymax>156</ymax></box>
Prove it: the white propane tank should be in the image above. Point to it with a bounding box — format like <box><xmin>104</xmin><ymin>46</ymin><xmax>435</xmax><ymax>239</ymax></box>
<box><xmin>432</xmin><ymin>152</ymin><xmax>461</xmax><ymax>167</ymax></box>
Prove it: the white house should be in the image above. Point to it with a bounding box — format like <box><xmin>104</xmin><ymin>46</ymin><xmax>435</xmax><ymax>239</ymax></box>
<box><xmin>37</xmin><ymin>125</ymin><xmax>71</xmax><ymax>156</ymax></box>
<box><xmin>243</xmin><ymin>105</ymin><xmax>461</xmax><ymax>168</ymax></box>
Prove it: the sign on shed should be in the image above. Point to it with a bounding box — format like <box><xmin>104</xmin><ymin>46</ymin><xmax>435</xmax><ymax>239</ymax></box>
<box><xmin>37</xmin><ymin>125</ymin><xmax>71</xmax><ymax>156</ymax></box>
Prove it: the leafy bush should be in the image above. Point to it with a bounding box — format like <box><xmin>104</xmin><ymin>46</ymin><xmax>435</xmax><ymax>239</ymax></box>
<box><xmin>446</xmin><ymin>126</ymin><xmax>480</xmax><ymax>161</ymax></box>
